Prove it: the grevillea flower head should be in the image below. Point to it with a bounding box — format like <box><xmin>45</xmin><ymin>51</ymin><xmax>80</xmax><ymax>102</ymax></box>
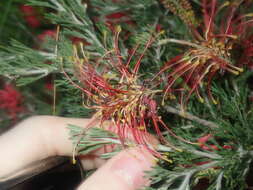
<box><xmin>156</xmin><ymin>0</ymin><xmax>253</xmax><ymax>105</ymax></box>
<box><xmin>37</xmin><ymin>30</ymin><xmax>56</xmax><ymax>42</ymax></box>
<box><xmin>238</xmin><ymin>34</ymin><xmax>253</xmax><ymax>69</ymax></box>
<box><xmin>20</xmin><ymin>5</ymin><xmax>41</xmax><ymax>28</ymax></box>
<box><xmin>20</xmin><ymin>5</ymin><xmax>36</xmax><ymax>15</ymax></box>
<box><xmin>106</xmin><ymin>12</ymin><xmax>134</xmax><ymax>27</ymax></box>
<box><xmin>64</xmin><ymin>27</ymin><xmax>188</xmax><ymax>154</ymax></box>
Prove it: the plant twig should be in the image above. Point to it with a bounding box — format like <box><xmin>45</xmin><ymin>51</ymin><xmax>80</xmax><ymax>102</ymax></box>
<box><xmin>158</xmin><ymin>38</ymin><xmax>200</xmax><ymax>48</ymax></box>
<box><xmin>164</xmin><ymin>105</ymin><xmax>219</xmax><ymax>129</ymax></box>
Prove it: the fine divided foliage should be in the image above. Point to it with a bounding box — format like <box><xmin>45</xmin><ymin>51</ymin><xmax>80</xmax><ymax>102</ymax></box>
<box><xmin>0</xmin><ymin>0</ymin><xmax>253</xmax><ymax>189</ymax></box>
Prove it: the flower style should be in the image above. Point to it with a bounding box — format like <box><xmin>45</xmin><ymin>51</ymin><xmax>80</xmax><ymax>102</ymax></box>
<box><xmin>20</xmin><ymin>5</ymin><xmax>41</xmax><ymax>28</ymax></box>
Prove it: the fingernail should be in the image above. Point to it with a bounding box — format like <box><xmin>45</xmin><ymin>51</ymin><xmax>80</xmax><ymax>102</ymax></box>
<box><xmin>111</xmin><ymin>147</ymin><xmax>155</xmax><ymax>189</ymax></box>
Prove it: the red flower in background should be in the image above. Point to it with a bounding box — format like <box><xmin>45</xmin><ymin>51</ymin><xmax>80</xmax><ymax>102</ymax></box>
<box><xmin>20</xmin><ymin>5</ymin><xmax>36</xmax><ymax>15</ymax></box>
<box><xmin>106</xmin><ymin>12</ymin><xmax>134</xmax><ymax>25</ymax></box>
<box><xmin>240</xmin><ymin>34</ymin><xmax>253</xmax><ymax>69</ymax></box>
<box><xmin>0</xmin><ymin>84</ymin><xmax>24</xmax><ymax>120</ymax></box>
<box><xmin>20</xmin><ymin>5</ymin><xmax>41</xmax><ymax>28</ymax></box>
<box><xmin>198</xmin><ymin>134</ymin><xmax>218</xmax><ymax>151</ymax></box>
<box><xmin>197</xmin><ymin>134</ymin><xmax>232</xmax><ymax>151</ymax></box>
<box><xmin>45</xmin><ymin>80</ymin><xmax>54</xmax><ymax>91</ymax></box>
<box><xmin>105</xmin><ymin>11</ymin><xmax>135</xmax><ymax>32</ymax></box>
<box><xmin>37</xmin><ymin>30</ymin><xmax>56</xmax><ymax>41</ymax></box>
<box><xmin>37</xmin><ymin>29</ymin><xmax>89</xmax><ymax>45</ymax></box>
<box><xmin>24</xmin><ymin>15</ymin><xmax>41</xmax><ymax>28</ymax></box>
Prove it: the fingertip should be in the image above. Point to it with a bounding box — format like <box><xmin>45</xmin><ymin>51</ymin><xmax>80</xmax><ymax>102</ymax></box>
<box><xmin>78</xmin><ymin>147</ymin><xmax>156</xmax><ymax>190</ymax></box>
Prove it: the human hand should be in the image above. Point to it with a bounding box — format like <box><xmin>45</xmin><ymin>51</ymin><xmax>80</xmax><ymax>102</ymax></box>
<box><xmin>0</xmin><ymin>116</ymin><xmax>157</xmax><ymax>190</ymax></box>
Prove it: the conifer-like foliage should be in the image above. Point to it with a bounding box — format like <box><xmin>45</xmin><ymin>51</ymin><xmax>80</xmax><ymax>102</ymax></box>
<box><xmin>0</xmin><ymin>0</ymin><xmax>253</xmax><ymax>189</ymax></box>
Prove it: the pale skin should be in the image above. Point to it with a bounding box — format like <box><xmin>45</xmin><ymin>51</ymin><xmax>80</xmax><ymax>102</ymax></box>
<box><xmin>0</xmin><ymin>116</ymin><xmax>157</xmax><ymax>190</ymax></box>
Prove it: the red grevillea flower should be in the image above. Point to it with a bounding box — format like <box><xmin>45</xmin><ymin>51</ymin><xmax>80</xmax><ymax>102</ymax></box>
<box><xmin>155</xmin><ymin>0</ymin><xmax>252</xmax><ymax>105</ymax></box>
<box><xmin>198</xmin><ymin>134</ymin><xmax>213</xmax><ymax>144</ymax></box>
<box><xmin>24</xmin><ymin>15</ymin><xmax>41</xmax><ymax>28</ymax></box>
<box><xmin>106</xmin><ymin>12</ymin><xmax>134</xmax><ymax>26</ymax></box>
<box><xmin>37</xmin><ymin>29</ymin><xmax>89</xmax><ymax>46</ymax></box>
<box><xmin>64</xmin><ymin>28</ymin><xmax>189</xmax><ymax>154</ymax></box>
<box><xmin>20</xmin><ymin>5</ymin><xmax>41</xmax><ymax>28</ymax></box>
<box><xmin>20</xmin><ymin>5</ymin><xmax>36</xmax><ymax>15</ymax></box>
<box><xmin>97</xmin><ymin>1</ymin><xmax>134</xmax><ymax>32</ymax></box>
<box><xmin>239</xmin><ymin>34</ymin><xmax>253</xmax><ymax>69</ymax></box>
<box><xmin>0</xmin><ymin>84</ymin><xmax>23</xmax><ymax>120</ymax></box>
<box><xmin>37</xmin><ymin>30</ymin><xmax>56</xmax><ymax>42</ymax></box>
<box><xmin>197</xmin><ymin>133</ymin><xmax>233</xmax><ymax>151</ymax></box>
<box><xmin>105</xmin><ymin>11</ymin><xmax>135</xmax><ymax>33</ymax></box>
<box><xmin>197</xmin><ymin>134</ymin><xmax>218</xmax><ymax>151</ymax></box>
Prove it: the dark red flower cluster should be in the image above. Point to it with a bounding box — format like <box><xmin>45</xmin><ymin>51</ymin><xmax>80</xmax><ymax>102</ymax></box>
<box><xmin>92</xmin><ymin>0</ymin><xmax>134</xmax><ymax>33</ymax></box>
<box><xmin>67</xmin><ymin>33</ymin><xmax>160</xmax><ymax>149</ymax></box>
<box><xmin>240</xmin><ymin>34</ymin><xmax>253</xmax><ymax>69</ymax></box>
<box><xmin>37</xmin><ymin>30</ymin><xmax>56</xmax><ymax>42</ymax></box>
<box><xmin>0</xmin><ymin>84</ymin><xmax>24</xmax><ymax>120</ymax></box>
<box><xmin>188</xmin><ymin>134</ymin><xmax>233</xmax><ymax>169</ymax></box>
<box><xmin>20</xmin><ymin>5</ymin><xmax>41</xmax><ymax>28</ymax></box>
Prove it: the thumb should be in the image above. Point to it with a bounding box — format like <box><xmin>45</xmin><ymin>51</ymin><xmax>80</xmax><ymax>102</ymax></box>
<box><xmin>77</xmin><ymin>147</ymin><xmax>156</xmax><ymax>190</ymax></box>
